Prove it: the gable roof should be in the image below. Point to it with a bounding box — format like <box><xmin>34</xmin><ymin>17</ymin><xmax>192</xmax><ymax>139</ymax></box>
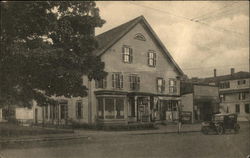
<box><xmin>95</xmin><ymin>15</ymin><xmax>184</xmax><ymax>76</ymax></box>
<box><xmin>203</xmin><ymin>71</ymin><xmax>250</xmax><ymax>83</ymax></box>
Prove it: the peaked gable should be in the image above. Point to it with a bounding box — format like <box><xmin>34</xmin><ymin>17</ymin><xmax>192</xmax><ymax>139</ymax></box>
<box><xmin>95</xmin><ymin>15</ymin><xmax>184</xmax><ymax>76</ymax></box>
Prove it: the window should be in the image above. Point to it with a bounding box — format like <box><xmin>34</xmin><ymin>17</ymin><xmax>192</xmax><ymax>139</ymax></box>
<box><xmin>60</xmin><ymin>102</ymin><xmax>68</xmax><ymax>119</ymax></box>
<box><xmin>156</xmin><ymin>78</ymin><xmax>165</xmax><ymax>93</ymax></box>
<box><xmin>76</xmin><ymin>101</ymin><xmax>83</xmax><ymax>119</ymax></box>
<box><xmin>112</xmin><ymin>73</ymin><xmax>123</xmax><ymax>89</ymax></box>
<box><xmin>148</xmin><ymin>51</ymin><xmax>156</xmax><ymax>67</ymax></box>
<box><xmin>134</xmin><ymin>33</ymin><xmax>146</xmax><ymax>41</ymax></box>
<box><xmin>105</xmin><ymin>98</ymin><xmax>115</xmax><ymax>119</ymax></box>
<box><xmin>122</xmin><ymin>46</ymin><xmax>133</xmax><ymax>63</ymax></box>
<box><xmin>169</xmin><ymin>79</ymin><xmax>177</xmax><ymax>93</ymax></box>
<box><xmin>95</xmin><ymin>76</ymin><xmax>107</xmax><ymax>89</ymax></box>
<box><xmin>245</xmin><ymin>104</ymin><xmax>250</xmax><ymax>113</ymax></box>
<box><xmin>220</xmin><ymin>94</ymin><xmax>226</xmax><ymax>102</ymax></box>
<box><xmin>97</xmin><ymin>98</ymin><xmax>104</xmax><ymax>119</ymax></box>
<box><xmin>219</xmin><ymin>82</ymin><xmax>230</xmax><ymax>89</ymax></box>
<box><xmin>116</xmin><ymin>98</ymin><xmax>124</xmax><ymax>119</ymax></box>
<box><xmin>238</xmin><ymin>80</ymin><xmax>246</xmax><ymax>85</ymax></box>
<box><xmin>129</xmin><ymin>75</ymin><xmax>140</xmax><ymax>90</ymax></box>
<box><xmin>97</xmin><ymin>98</ymin><xmax>125</xmax><ymax>119</ymax></box>
<box><xmin>49</xmin><ymin>105</ymin><xmax>53</xmax><ymax>119</ymax></box>
<box><xmin>45</xmin><ymin>105</ymin><xmax>48</xmax><ymax>119</ymax></box>
<box><xmin>239</xmin><ymin>92</ymin><xmax>246</xmax><ymax>100</ymax></box>
<box><xmin>235</xmin><ymin>104</ymin><xmax>240</xmax><ymax>113</ymax></box>
<box><xmin>128</xmin><ymin>98</ymin><xmax>135</xmax><ymax>117</ymax></box>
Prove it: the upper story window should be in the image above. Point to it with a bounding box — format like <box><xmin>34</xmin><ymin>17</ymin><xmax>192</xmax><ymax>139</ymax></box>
<box><xmin>76</xmin><ymin>101</ymin><xmax>83</xmax><ymax>119</ymax></box>
<box><xmin>95</xmin><ymin>76</ymin><xmax>107</xmax><ymax>89</ymax></box>
<box><xmin>122</xmin><ymin>46</ymin><xmax>133</xmax><ymax>63</ymax></box>
<box><xmin>112</xmin><ymin>73</ymin><xmax>123</xmax><ymax>89</ymax></box>
<box><xmin>239</xmin><ymin>92</ymin><xmax>246</xmax><ymax>100</ymax></box>
<box><xmin>219</xmin><ymin>81</ymin><xmax>230</xmax><ymax>89</ymax></box>
<box><xmin>235</xmin><ymin>104</ymin><xmax>240</xmax><ymax>113</ymax></box>
<box><xmin>156</xmin><ymin>78</ymin><xmax>165</xmax><ymax>93</ymax></box>
<box><xmin>237</xmin><ymin>80</ymin><xmax>246</xmax><ymax>85</ymax></box>
<box><xmin>129</xmin><ymin>74</ymin><xmax>140</xmax><ymax>91</ymax></box>
<box><xmin>169</xmin><ymin>79</ymin><xmax>177</xmax><ymax>93</ymax></box>
<box><xmin>148</xmin><ymin>50</ymin><xmax>156</xmax><ymax>67</ymax></box>
<box><xmin>134</xmin><ymin>33</ymin><xmax>146</xmax><ymax>41</ymax></box>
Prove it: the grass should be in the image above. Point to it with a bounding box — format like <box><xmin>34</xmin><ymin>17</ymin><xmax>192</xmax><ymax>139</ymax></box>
<box><xmin>0</xmin><ymin>123</ymin><xmax>73</xmax><ymax>137</ymax></box>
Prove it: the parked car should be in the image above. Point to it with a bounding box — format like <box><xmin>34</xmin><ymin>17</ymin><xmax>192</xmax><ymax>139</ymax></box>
<box><xmin>201</xmin><ymin>113</ymin><xmax>240</xmax><ymax>135</ymax></box>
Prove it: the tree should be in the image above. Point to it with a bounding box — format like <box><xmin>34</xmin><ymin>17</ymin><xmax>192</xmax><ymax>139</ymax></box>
<box><xmin>0</xmin><ymin>2</ymin><xmax>107</xmax><ymax>108</ymax></box>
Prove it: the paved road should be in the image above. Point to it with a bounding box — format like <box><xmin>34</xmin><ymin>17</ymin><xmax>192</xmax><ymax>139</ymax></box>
<box><xmin>1</xmin><ymin>123</ymin><xmax>249</xmax><ymax>158</ymax></box>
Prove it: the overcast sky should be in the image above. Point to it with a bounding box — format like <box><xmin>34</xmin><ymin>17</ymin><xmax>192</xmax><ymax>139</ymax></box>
<box><xmin>95</xmin><ymin>1</ymin><xmax>249</xmax><ymax>78</ymax></box>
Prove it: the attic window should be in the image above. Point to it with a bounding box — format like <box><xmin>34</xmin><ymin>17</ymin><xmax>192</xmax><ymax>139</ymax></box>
<box><xmin>134</xmin><ymin>33</ymin><xmax>146</xmax><ymax>41</ymax></box>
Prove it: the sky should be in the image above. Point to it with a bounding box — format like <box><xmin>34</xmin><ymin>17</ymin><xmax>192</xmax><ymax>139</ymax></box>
<box><xmin>95</xmin><ymin>1</ymin><xmax>249</xmax><ymax>78</ymax></box>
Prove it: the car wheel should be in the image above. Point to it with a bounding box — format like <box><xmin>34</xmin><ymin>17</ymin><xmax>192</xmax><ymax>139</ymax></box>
<box><xmin>216</xmin><ymin>126</ymin><xmax>224</xmax><ymax>135</ymax></box>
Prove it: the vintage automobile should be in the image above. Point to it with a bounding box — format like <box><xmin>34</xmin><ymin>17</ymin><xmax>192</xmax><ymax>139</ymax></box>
<box><xmin>201</xmin><ymin>113</ymin><xmax>240</xmax><ymax>135</ymax></box>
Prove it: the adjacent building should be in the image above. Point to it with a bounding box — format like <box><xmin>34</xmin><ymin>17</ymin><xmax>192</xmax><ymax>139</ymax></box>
<box><xmin>33</xmin><ymin>16</ymin><xmax>184</xmax><ymax>125</ymax></box>
<box><xmin>181</xmin><ymin>82</ymin><xmax>219</xmax><ymax>123</ymax></box>
<box><xmin>203</xmin><ymin>69</ymin><xmax>250</xmax><ymax>121</ymax></box>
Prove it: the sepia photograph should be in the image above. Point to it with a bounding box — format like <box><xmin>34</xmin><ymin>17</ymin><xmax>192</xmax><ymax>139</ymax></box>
<box><xmin>0</xmin><ymin>1</ymin><xmax>249</xmax><ymax>158</ymax></box>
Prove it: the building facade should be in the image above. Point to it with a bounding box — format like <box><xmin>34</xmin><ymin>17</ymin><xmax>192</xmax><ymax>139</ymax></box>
<box><xmin>203</xmin><ymin>69</ymin><xmax>250</xmax><ymax>121</ymax></box>
<box><xmin>34</xmin><ymin>16</ymin><xmax>184</xmax><ymax>125</ymax></box>
<box><xmin>181</xmin><ymin>83</ymin><xmax>219</xmax><ymax>123</ymax></box>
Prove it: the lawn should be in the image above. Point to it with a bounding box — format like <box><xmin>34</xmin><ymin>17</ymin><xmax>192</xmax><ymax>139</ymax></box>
<box><xmin>0</xmin><ymin>123</ymin><xmax>73</xmax><ymax>137</ymax></box>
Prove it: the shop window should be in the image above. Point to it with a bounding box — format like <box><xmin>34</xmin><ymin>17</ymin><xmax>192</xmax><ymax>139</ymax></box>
<box><xmin>245</xmin><ymin>104</ymin><xmax>250</xmax><ymax>113</ymax></box>
<box><xmin>238</xmin><ymin>80</ymin><xmax>246</xmax><ymax>85</ymax></box>
<box><xmin>239</xmin><ymin>92</ymin><xmax>246</xmax><ymax>100</ymax></box>
<box><xmin>235</xmin><ymin>104</ymin><xmax>240</xmax><ymax>113</ymax></box>
<box><xmin>60</xmin><ymin>102</ymin><xmax>68</xmax><ymax>119</ymax></box>
<box><xmin>76</xmin><ymin>101</ymin><xmax>83</xmax><ymax>119</ymax></box>
<box><xmin>219</xmin><ymin>82</ymin><xmax>230</xmax><ymax>89</ymax></box>
<box><xmin>98</xmin><ymin>98</ymin><xmax>104</xmax><ymax>119</ymax></box>
<box><xmin>116</xmin><ymin>98</ymin><xmax>124</xmax><ymax>119</ymax></box>
<box><xmin>105</xmin><ymin>98</ymin><xmax>115</xmax><ymax>119</ymax></box>
<box><xmin>45</xmin><ymin>105</ymin><xmax>48</xmax><ymax>119</ymax></box>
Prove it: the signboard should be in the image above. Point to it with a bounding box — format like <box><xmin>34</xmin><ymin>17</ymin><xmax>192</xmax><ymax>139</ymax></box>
<box><xmin>181</xmin><ymin>111</ymin><xmax>192</xmax><ymax>124</ymax></box>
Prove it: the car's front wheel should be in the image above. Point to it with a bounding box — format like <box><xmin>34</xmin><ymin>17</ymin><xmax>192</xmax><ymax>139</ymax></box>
<box><xmin>216</xmin><ymin>126</ymin><xmax>224</xmax><ymax>135</ymax></box>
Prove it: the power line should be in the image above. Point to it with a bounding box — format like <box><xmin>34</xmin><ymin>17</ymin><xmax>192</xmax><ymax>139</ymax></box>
<box><xmin>191</xmin><ymin>2</ymin><xmax>239</xmax><ymax>21</ymax></box>
<box><xmin>128</xmin><ymin>2</ymin><xmax>248</xmax><ymax>40</ymax></box>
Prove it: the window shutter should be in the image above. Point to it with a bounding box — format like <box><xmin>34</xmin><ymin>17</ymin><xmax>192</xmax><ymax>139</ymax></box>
<box><xmin>122</xmin><ymin>47</ymin><xmax>125</xmax><ymax>62</ymax></box>
<box><xmin>137</xmin><ymin>76</ymin><xmax>140</xmax><ymax>90</ymax></box>
<box><xmin>129</xmin><ymin>48</ymin><xmax>133</xmax><ymax>63</ymax></box>
<box><xmin>129</xmin><ymin>75</ymin><xmax>132</xmax><ymax>89</ymax></box>
<box><xmin>120</xmin><ymin>74</ymin><xmax>123</xmax><ymax>88</ymax></box>
<box><xmin>104</xmin><ymin>77</ymin><xmax>107</xmax><ymax>89</ymax></box>
<box><xmin>81</xmin><ymin>104</ymin><xmax>83</xmax><ymax>118</ymax></box>
<box><xmin>95</xmin><ymin>80</ymin><xmax>98</xmax><ymax>89</ymax></box>
<box><xmin>153</xmin><ymin>52</ymin><xmax>156</xmax><ymax>66</ymax></box>
<box><xmin>162</xmin><ymin>79</ymin><xmax>165</xmax><ymax>92</ymax></box>
<box><xmin>112</xmin><ymin>74</ymin><xmax>115</xmax><ymax>88</ymax></box>
<box><xmin>156</xmin><ymin>78</ymin><xmax>159</xmax><ymax>92</ymax></box>
<box><xmin>148</xmin><ymin>52</ymin><xmax>150</xmax><ymax>65</ymax></box>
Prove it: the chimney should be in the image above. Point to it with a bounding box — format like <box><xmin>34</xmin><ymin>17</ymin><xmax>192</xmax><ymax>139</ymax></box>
<box><xmin>214</xmin><ymin>69</ymin><xmax>217</xmax><ymax>77</ymax></box>
<box><xmin>231</xmin><ymin>68</ymin><xmax>235</xmax><ymax>75</ymax></box>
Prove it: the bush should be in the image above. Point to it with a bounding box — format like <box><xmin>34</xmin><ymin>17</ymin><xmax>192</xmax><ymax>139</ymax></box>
<box><xmin>70</xmin><ymin>121</ymin><xmax>158</xmax><ymax>131</ymax></box>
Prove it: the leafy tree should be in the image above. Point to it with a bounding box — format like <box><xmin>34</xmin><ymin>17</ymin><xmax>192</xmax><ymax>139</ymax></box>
<box><xmin>0</xmin><ymin>2</ymin><xmax>106</xmax><ymax>108</ymax></box>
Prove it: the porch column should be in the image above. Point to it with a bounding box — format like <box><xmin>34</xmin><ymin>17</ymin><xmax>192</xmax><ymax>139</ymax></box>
<box><xmin>135</xmin><ymin>96</ymin><xmax>138</xmax><ymax>121</ymax></box>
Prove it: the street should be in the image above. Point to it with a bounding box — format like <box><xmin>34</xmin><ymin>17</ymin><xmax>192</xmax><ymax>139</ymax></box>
<box><xmin>1</xmin><ymin>123</ymin><xmax>249</xmax><ymax>158</ymax></box>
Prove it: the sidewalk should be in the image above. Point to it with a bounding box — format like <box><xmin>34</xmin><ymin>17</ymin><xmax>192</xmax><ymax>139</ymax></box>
<box><xmin>0</xmin><ymin>123</ymin><xmax>202</xmax><ymax>145</ymax></box>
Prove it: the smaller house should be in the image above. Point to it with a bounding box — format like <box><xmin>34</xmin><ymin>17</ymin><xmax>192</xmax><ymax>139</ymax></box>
<box><xmin>181</xmin><ymin>82</ymin><xmax>220</xmax><ymax>123</ymax></box>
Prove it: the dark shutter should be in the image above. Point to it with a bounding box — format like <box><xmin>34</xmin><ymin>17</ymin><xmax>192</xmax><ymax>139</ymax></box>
<box><xmin>129</xmin><ymin>75</ymin><xmax>132</xmax><ymax>89</ymax></box>
<box><xmin>122</xmin><ymin>47</ymin><xmax>125</xmax><ymax>62</ymax></box>
<box><xmin>112</xmin><ymin>74</ymin><xmax>115</xmax><ymax>88</ymax></box>
<box><xmin>103</xmin><ymin>77</ymin><xmax>107</xmax><ymax>89</ymax></box>
<box><xmin>162</xmin><ymin>79</ymin><xmax>165</xmax><ymax>92</ymax></box>
<box><xmin>148</xmin><ymin>52</ymin><xmax>150</xmax><ymax>65</ymax></box>
<box><xmin>129</xmin><ymin>48</ymin><xmax>133</xmax><ymax>63</ymax></box>
<box><xmin>153</xmin><ymin>52</ymin><xmax>156</xmax><ymax>66</ymax></box>
<box><xmin>137</xmin><ymin>76</ymin><xmax>140</xmax><ymax>90</ymax></box>
<box><xmin>120</xmin><ymin>74</ymin><xmax>123</xmax><ymax>88</ymax></box>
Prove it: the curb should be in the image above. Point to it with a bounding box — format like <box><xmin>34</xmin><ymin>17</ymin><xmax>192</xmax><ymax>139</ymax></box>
<box><xmin>0</xmin><ymin>135</ymin><xmax>90</xmax><ymax>144</ymax></box>
<box><xmin>130</xmin><ymin>130</ymin><xmax>201</xmax><ymax>135</ymax></box>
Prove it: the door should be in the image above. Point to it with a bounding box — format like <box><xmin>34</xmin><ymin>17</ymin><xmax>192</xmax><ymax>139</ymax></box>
<box><xmin>137</xmin><ymin>97</ymin><xmax>150</xmax><ymax>122</ymax></box>
<box><xmin>35</xmin><ymin>108</ymin><xmax>38</xmax><ymax>124</ymax></box>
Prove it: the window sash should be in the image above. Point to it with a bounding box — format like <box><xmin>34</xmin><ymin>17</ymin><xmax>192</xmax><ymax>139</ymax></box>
<box><xmin>157</xmin><ymin>78</ymin><xmax>165</xmax><ymax>93</ymax></box>
<box><xmin>123</xmin><ymin>46</ymin><xmax>133</xmax><ymax>63</ymax></box>
<box><xmin>148</xmin><ymin>51</ymin><xmax>156</xmax><ymax>66</ymax></box>
<box><xmin>112</xmin><ymin>73</ymin><xmax>123</xmax><ymax>89</ymax></box>
<box><xmin>95</xmin><ymin>77</ymin><xmax>107</xmax><ymax>89</ymax></box>
<box><xmin>76</xmin><ymin>101</ymin><xmax>83</xmax><ymax>119</ymax></box>
<box><xmin>235</xmin><ymin>104</ymin><xmax>240</xmax><ymax>113</ymax></box>
<box><xmin>129</xmin><ymin>75</ymin><xmax>140</xmax><ymax>90</ymax></box>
